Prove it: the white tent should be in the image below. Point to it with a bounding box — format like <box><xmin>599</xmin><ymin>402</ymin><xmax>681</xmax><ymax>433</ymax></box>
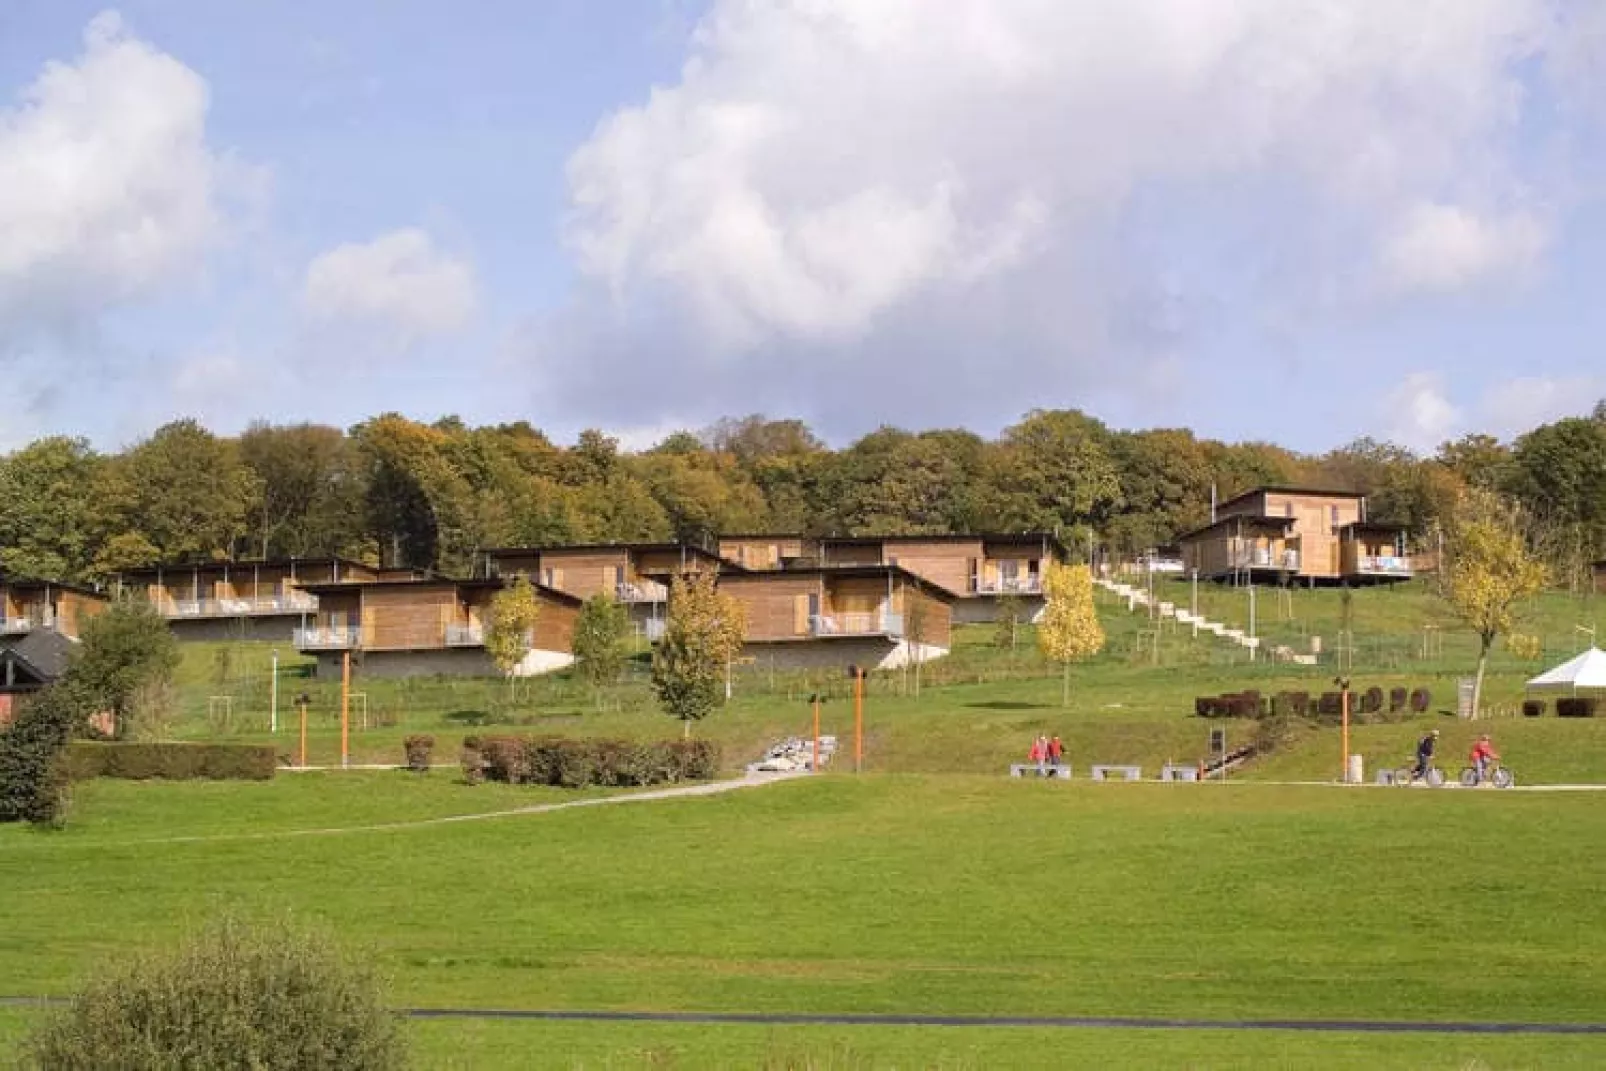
<box><xmin>1525</xmin><ymin>647</ymin><xmax>1606</xmax><ymax>693</ymax></box>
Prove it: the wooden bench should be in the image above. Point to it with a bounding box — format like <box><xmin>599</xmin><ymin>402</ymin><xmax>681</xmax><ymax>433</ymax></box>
<box><xmin>1159</xmin><ymin>764</ymin><xmax>1198</xmax><ymax>782</ymax></box>
<box><xmin>1090</xmin><ymin>764</ymin><xmax>1142</xmax><ymax>782</ymax></box>
<box><xmin>1009</xmin><ymin>763</ymin><xmax>1071</xmax><ymax>780</ymax></box>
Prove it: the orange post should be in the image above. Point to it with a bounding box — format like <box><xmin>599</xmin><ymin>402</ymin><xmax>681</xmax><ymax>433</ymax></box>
<box><xmin>812</xmin><ymin>694</ymin><xmax>821</xmax><ymax>775</ymax></box>
<box><xmin>341</xmin><ymin>650</ymin><xmax>351</xmax><ymax>770</ymax></box>
<box><xmin>853</xmin><ymin>668</ymin><xmax>864</xmax><ymax>774</ymax></box>
<box><xmin>1340</xmin><ymin>685</ymin><xmax>1351</xmax><ymax>783</ymax></box>
<box><xmin>298</xmin><ymin>699</ymin><xmax>308</xmax><ymax>768</ymax></box>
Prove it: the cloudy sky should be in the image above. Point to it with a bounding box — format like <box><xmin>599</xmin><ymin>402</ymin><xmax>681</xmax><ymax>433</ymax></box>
<box><xmin>4</xmin><ymin>1</ymin><xmax>1606</xmax><ymax>453</ymax></box>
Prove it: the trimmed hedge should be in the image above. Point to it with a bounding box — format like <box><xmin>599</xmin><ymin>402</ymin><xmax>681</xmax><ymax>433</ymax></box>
<box><xmin>1198</xmin><ymin>685</ymin><xmax>1428</xmax><ymax>722</ymax></box>
<box><xmin>66</xmin><ymin>742</ymin><xmax>276</xmax><ymax>781</ymax></box>
<box><xmin>462</xmin><ymin>735</ymin><xmax>721</xmax><ymax>787</ymax></box>
<box><xmin>1522</xmin><ymin>699</ymin><xmax>1546</xmax><ymax>718</ymax></box>
<box><xmin>1557</xmin><ymin>697</ymin><xmax>1598</xmax><ymax>718</ymax></box>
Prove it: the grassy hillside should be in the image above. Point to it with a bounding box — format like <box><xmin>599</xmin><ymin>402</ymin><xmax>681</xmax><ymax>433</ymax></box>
<box><xmin>149</xmin><ymin>581</ymin><xmax>1606</xmax><ymax>781</ymax></box>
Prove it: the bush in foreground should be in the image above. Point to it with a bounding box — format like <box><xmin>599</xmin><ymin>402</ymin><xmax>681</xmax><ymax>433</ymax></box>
<box><xmin>65</xmin><ymin>742</ymin><xmax>276</xmax><ymax>781</ymax></box>
<box><xmin>22</xmin><ymin>916</ymin><xmax>406</xmax><ymax>1070</ymax></box>
<box><xmin>0</xmin><ymin>684</ymin><xmax>84</xmax><ymax>827</ymax></box>
<box><xmin>465</xmin><ymin>735</ymin><xmax>720</xmax><ymax>787</ymax></box>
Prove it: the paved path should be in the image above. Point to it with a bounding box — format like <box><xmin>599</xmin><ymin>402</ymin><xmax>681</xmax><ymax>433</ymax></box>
<box><xmin>129</xmin><ymin>770</ymin><xmax>809</xmax><ymax>846</ymax></box>
<box><xmin>3</xmin><ymin>996</ymin><xmax>1597</xmax><ymax>1034</ymax></box>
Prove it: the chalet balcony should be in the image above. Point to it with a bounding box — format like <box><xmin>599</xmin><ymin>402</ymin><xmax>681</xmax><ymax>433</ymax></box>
<box><xmin>0</xmin><ymin>616</ymin><xmax>46</xmax><ymax>635</ymax></box>
<box><xmin>1230</xmin><ymin>548</ymin><xmax>1301</xmax><ymax>571</ymax></box>
<box><xmin>971</xmin><ymin>576</ymin><xmax>1042</xmax><ymax>596</ymax></box>
<box><xmin>1349</xmin><ymin>554</ymin><xmax>1413</xmax><ymax>577</ymax></box>
<box><xmin>162</xmin><ymin>593</ymin><xmax>319</xmax><ymax>619</ymax></box>
<box><xmin>809</xmin><ymin>611</ymin><xmax>905</xmax><ymax>638</ymax></box>
<box><xmin>293</xmin><ymin>625</ymin><xmax>362</xmax><ymax>650</ymax></box>
<box><xmin>444</xmin><ymin>624</ymin><xmax>486</xmax><ymax>647</ymax></box>
<box><xmin>616</xmin><ymin>580</ymin><xmax>669</xmax><ymax>604</ymax></box>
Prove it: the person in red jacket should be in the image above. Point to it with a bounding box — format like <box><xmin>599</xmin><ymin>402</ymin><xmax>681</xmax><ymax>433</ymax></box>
<box><xmin>1028</xmin><ymin>735</ymin><xmax>1047</xmax><ymax>775</ymax></box>
<box><xmin>1469</xmin><ymin>734</ymin><xmax>1500</xmax><ymax>782</ymax></box>
<box><xmin>1047</xmin><ymin>735</ymin><xmax>1065</xmax><ymax>770</ymax></box>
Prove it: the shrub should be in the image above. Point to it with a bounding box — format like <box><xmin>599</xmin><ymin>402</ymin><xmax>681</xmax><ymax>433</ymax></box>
<box><xmin>1410</xmin><ymin>688</ymin><xmax>1432</xmax><ymax>713</ymax></box>
<box><xmin>459</xmin><ymin>739</ymin><xmax>485</xmax><ymax>785</ymax></box>
<box><xmin>1317</xmin><ymin>692</ymin><xmax>1342</xmax><ymax>717</ymax></box>
<box><xmin>666</xmin><ymin>738</ymin><xmax>720</xmax><ymax>780</ymax></box>
<box><xmin>1194</xmin><ymin>697</ymin><xmax>1213</xmax><ymax>718</ymax></box>
<box><xmin>1557</xmin><ymin>697</ymin><xmax>1598</xmax><ymax>718</ymax></box>
<box><xmin>21</xmin><ymin>915</ymin><xmax>405</xmax><ymax>1070</ymax></box>
<box><xmin>1389</xmin><ymin>687</ymin><xmax>1408</xmax><ymax>714</ymax></box>
<box><xmin>0</xmin><ymin>685</ymin><xmax>82</xmax><ymax>826</ymax></box>
<box><xmin>1522</xmin><ymin>699</ymin><xmax>1546</xmax><ymax>718</ymax></box>
<box><xmin>1288</xmin><ymin>692</ymin><xmax>1310</xmax><ymax>717</ymax></box>
<box><xmin>65</xmin><ymin>742</ymin><xmax>275</xmax><ymax>781</ymax></box>
<box><xmin>465</xmin><ymin>736</ymin><xmax>723</xmax><ymax>788</ymax></box>
<box><xmin>1361</xmin><ymin>687</ymin><xmax>1384</xmax><ymax>715</ymax></box>
<box><xmin>403</xmin><ymin>735</ymin><xmax>435</xmax><ymax>773</ymax></box>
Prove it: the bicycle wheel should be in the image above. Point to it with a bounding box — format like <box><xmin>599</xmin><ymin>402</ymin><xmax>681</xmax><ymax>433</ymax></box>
<box><xmin>1459</xmin><ymin>767</ymin><xmax>1479</xmax><ymax>788</ymax></box>
<box><xmin>1492</xmin><ymin>768</ymin><xmax>1515</xmax><ymax>789</ymax></box>
<box><xmin>1425</xmin><ymin>767</ymin><xmax>1445</xmax><ymax>787</ymax></box>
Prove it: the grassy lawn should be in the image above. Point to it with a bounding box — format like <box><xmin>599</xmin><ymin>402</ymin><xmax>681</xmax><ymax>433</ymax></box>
<box><xmin>2</xmin><ymin>775</ymin><xmax>1604</xmax><ymax>1068</ymax></box>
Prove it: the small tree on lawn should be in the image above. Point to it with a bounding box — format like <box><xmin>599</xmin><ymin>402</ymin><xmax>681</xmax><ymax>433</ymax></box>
<box><xmin>69</xmin><ymin>599</ymin><xmax>180</xmax><ymax>739</ymax></box>
<box><xmin>486</xmin><ymin>575</ymin><xmax>540</xmax><ymax>697</ymax></box>
<box><xmin>1443</xmin><ymin>489</ymin><xmax>1549</xmax><ymax>718</ymax></box>
<box><xmin>994</xmin><ymin>593</ymin><xmax>1024</xmax><ymax>654</ymax></box>
<box><xmin>1037</xmin><ymin>561</ymin><xmax>1105</xmax><ymax>708</ymax></box>
<box><xmin>651</xmin><ymin>573</ymin><xmax>745</xmax><ymax>738</ymax></box>
<box><xmin>572</xmin><ymin>593</ymin><xmax>631</xmax><ymax>706</ymax></box>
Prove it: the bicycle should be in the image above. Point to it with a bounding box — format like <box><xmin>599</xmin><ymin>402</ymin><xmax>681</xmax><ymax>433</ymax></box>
<box><xmin>1392</xmin><ymin>762</ymin><xmax>1445</xmax><ymax>787</ymax></box>
<box><xmin>1459</xmin><ymin>762</ymin><xmax>1515</xmax><ymax>789</ymax></box>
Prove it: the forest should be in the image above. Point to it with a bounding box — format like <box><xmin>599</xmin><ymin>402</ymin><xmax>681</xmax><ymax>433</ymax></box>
<box><xmin>2</xmin><ymin>406</ymin><xmax>1604</xmax><ymax>589</ymax></box>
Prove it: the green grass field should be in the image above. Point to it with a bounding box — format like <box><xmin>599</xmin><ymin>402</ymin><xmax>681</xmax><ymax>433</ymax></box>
<box><xmin>3</xmin><ymin>774</ymin><xmax>1605</xmax><ymax>1067</ymax></box>
<box><xmin>7</xmin><ymin>582</ymin><xmax>1606</xmax><ymax>1066</ymax></box>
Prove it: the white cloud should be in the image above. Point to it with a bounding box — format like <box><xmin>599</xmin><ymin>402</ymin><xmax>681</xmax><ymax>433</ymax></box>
<box><xmin>303</xmin><ymin>228</ymin><xmax>478</xmax><ymax>339</ymax></box>
<box><xmin>1378</xmin><ymin>203</ymin><xmax>1547</xmax><ymax>295</ymax></box>
<box><xmin>1381</xmin><ymin>372</ymin><xmax>1464</xmax><ymax>452</ymax></box>
<box><xmin>553</xmin><ymin>0</ymin><xmax>1581</xmax><ymax>432</ymax></box>
<box><xmin>1475</xmin><ymin>375</ymin><xmax>1603</xmax><ymax>440</ymax></box>
<box><xmin>0</xmin><ymin>11</ymin><xmax>232</xmax><ymax>333</ymax></box>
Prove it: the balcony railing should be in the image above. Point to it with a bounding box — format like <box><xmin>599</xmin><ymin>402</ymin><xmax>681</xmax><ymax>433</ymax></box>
<box><xmin>161</xmin><ymin>593</ymin><xmax>319</xmax><ymax>619</ymax></box>
<box><xmin>1230</xmin><ymin>548</ymin><xmax>1301</xmax><ymax>571</ymax></box>
<box><xmin>0</xmin><ymin>616</ymin><xmax>48</xmax><ymax>635</ymax></box>
<box><xmin>972</xmin><ymin>576</ymin><xmax>1042</xmax><ymax>595</ymax></box>
<box><xmin>444</xmin><ymin>624</ymin><xmax>486</xmax><ymax>647</ymax></box>
<box><xmin>1352</xmin><ymin>555</ymin><xmax>1413</xmax><ymax>576</ymax></box>
<box><xmin>293</xmin><ymin>626</ymin><xmax>362</xmax><ymax>649</ymax></box>
<box><xmin>616</xmin><ymin>580</ymin><xmax>669</xmax><ymax>604</ymax></box>
<box><xmin>809</xmin><ymin>611</ymin><xmax>904</xmax><ymax>638</ymax></box>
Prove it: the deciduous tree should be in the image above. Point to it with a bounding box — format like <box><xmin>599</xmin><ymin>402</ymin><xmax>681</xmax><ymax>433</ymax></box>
<box><xmin>1442</xmin><ymin>490</ymin><xmax>1550</xmax><ymax>718</ymax></box>
<box><xmin>1037</xmin><ymin>562</ymin><xmax>1105</xmax><ymax>708</ymax></box>
<box><xmin>486</xmin><ymin>576</ymin><xmax>540</xmax><ymax>689</ymax></box>
<box><xmin>66</xmin><ymin>600</ymin><xmax>181</xmax><ymax>740</ymax></box>
<box><xmin>572</xmin><ymin>593</ymin><xmax>632</xmax><ymax>700</ymax></box>
<box><xmin>651</xmin><ymin>573</ymin><xmax>746</xmax><ymax>736</ymax></box>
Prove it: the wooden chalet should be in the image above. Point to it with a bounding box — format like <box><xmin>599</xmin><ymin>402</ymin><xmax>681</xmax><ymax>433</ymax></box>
<box><xmin>0</xmin><ymin>628</ymin><xmax>76</xmax><ymax>729</ymax></box>
<box><xmin>293</xmin><ymin>577</ymin><xmax>580</xmax><ymax>680</ymax></box>
<box><xmin>112</xmin><ymin>558</ymin><xmax>416</xmax><ymax>642</ymax></box>
<box><xmin>1175</xmin><ymin>487</ymin><xmax>1413</xmax><ymax>585</ymax></box>
<box><xmin>716</xmin><ymin>533</ymin><xmax>1063</xmax><ymax>624</ymax></box>
<box><xmin>0</xmin><ymin>576</ymin><xmax>107</xmax><ymax>642</ymax></box>
<box><xmin>713</xmin><ymin>565</ymin><xmax>955</xmax><ymax>671</ymax></box>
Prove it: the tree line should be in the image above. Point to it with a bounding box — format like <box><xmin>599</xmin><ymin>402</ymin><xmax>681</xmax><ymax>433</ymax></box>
<box><xmin>4</xmin><ymin>405</ymin><xmax>1604</xmax><ymax>587</ymax></box>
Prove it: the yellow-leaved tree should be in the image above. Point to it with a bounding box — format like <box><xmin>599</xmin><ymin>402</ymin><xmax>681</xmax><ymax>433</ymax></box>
<box><xmin>652</xmin><ymin>572</ymin><xmax>747</xmax><ymax>737</ymax></box>
<box><xmin>1038</xmin><ymin>561</ymin><xmax>1105</xmax><ymax>708</ymax></box>
<box><xmin>1443</xmin><ymin>490</ymin><xmax>1549</xmax><ymax>717</ymax></box>
<box><xmin>486</xmin><ymin>575</ymin><xmax>540</xmax><ymax>695</ymax></box>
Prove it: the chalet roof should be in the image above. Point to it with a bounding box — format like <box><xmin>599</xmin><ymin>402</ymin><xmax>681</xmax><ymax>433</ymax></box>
<box><xmin>113</xmin><ymin>556</ymin><xmax>382</xmax><ymax>579</ymax></box>
<box><xmin>0</xmin><ymin>574</ymin><xmax>108</xmax><ymax>601</ymax></box>
<box><xmin>1336</xmin><ymin>521</ymin><xmax>1409</xmax><ymax>536</ymax></box>
<box><xmin>1215</xmin><ymin>486</ymin><xmax>1365</xmax><ymax>513</ymax></box>
<box><xmin>299</xmin><ymin>576</ymin><xmax>583</xmax><ymax>607</ymax></box>
<box><xmin>0</xmin><ymin>628</ymin><xmax>75</xmax><ymax>687</ymax></box>
<box><xmin>1173</xmin><ymin>515</ymin><xmax>1298</xmax><ymax>543</ymax></box>
<box><xmin>818</xmin><ymin>531</ymin><xmax>1062</xmax><ymax>548</ymax></box>
<box><xmin>715</xmin><ymin>563</ymin><xmax>960</xmax><ymax>603</ymax></box>
<box><xmin>482</xmin><ymin>542</ymin><xmax>726</xmax><ymax>559</ymax></box>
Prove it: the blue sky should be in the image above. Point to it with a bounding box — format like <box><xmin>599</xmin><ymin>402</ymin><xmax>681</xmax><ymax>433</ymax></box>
<box><xmin>2</xmin><ymin>2</ymin><xmax>1604</xmax><ymax>453</ymax></box>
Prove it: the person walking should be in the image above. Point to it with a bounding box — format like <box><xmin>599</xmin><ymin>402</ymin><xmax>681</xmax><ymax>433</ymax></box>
<box><xmin>1029</xmin><ymin>735</ymin><xmax>1047</xmax><ymax>776</ymax></box>
<box><xmin>1047</xmin><ymin>735</ymin><xmax>1065</xmax><ymax>771</ymax></box>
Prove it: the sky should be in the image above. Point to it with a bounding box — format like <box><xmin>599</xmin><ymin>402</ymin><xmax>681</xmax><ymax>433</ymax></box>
<box><xmin>3</xmin><ymin>1</ymin><xmax>1606</xmax><ymax>455</ymax></box>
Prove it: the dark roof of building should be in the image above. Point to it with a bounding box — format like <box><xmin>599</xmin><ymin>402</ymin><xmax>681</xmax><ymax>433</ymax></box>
<box><xmin>715</xmin><ymin>563</ymin><xmax>960</xmax><ymax>602</ymax></box>
<box><xmin>482</xmin><ymin>542</ymin><xmax>726</xmax><ymax>559</ymax></box>
<box><xmin>298</xmin><ymin>576</ymin><xmax>583</xmax><ymax>607</ymax></box>
<box><xmin>1215</xmin><ymin>486</ymin><xmax>1365</xmax><ymax>512</ymax></box>
<box><xmin>1336</xmin><ymin>521</ymin><xmax>1409</xmax><ymax>536</ymax></box>
<box><xmin>818</xmin><ymin>532</ymin><xmax>1063</xmax><ymax>548</ymax></box>
<box><xmin>113</xmin><ymin>556</ymin><xmax>382</xmax><ymax>579</ymax></box>
<box><xmin>1173</xmin><ymin>515</ymin><xmax>1298</xmax><ymax>543</ymax></box>
<box><xmin>0</xmin><ymin>627</ymin><xmax>76</xmax><ymax>684</ymax></box>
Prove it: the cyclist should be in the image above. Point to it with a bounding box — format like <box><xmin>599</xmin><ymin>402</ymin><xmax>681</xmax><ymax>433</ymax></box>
<box><xmin>1412</xmin><ymin>729</ymin><xmax>1440</xmax><ymax>781</ymax></box>
<box><xmin>1469</xmin><ymin>733</ymin><xmax>1500</xmax><ymax>783</ymax></box>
